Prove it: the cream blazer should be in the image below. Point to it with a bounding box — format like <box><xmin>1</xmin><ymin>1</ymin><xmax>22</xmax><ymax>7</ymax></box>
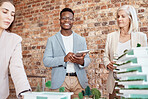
<box><xmin>103</xmin><ymin>31</ymin><xmax>147</xmax><ymax>94</ymax></box>
<box><xmin>0</xmin><ymin>30</ymin><xmax>31</xmax><ymax>99</ymax></box>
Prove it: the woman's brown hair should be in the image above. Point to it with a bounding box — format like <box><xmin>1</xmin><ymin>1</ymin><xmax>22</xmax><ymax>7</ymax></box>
<box><xmin>0</xmin><ymin>0</ymin><xmax>15</xmax><ymax>32</ymax></box>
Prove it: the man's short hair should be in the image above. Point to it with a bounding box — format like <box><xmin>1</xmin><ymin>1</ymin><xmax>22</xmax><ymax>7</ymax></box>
<box><xmin>60</xmin><ymin>8</ymin><xmax>74</xmax><ymax>17</ymax></box>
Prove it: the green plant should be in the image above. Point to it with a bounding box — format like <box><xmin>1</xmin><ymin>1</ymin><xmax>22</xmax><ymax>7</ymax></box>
<box><xmin>114</xmin><ymin>60</ymin><xmax>131</xmax><ymax>66</ymax></box>
<box><xmin>85</xmin><ymin>86</ymin><xmax>92</xmax><ymax>96</ymax></box>
<box><xmin>36</xmin><ymin>83</ymin><xmax>41</xmax><ymax>92</ymax></box>
<box><xmin>78</xmin><ymin>92</ymin><xmax>83</xmax><ymax>99</ymax></box>
<box><xmin>118</xmin><ymin>79</ymin><xmax>143</xmax><ymax>82</ymax></box>
<box><xmin>137</xmin><ymin>43</ymin><xmax>141</xmax><ymax>47</ymax></box>
<box><xmin>45</xmin><ymin>81</ymin><xmax>51</xmax><ymax>88</ymax></box>
<box><xmin>117</xmin><ymin>70</ymin><xmax>137</xmax><ymax>74</ymax></box>
<box><xmin>77</xmin><ymin>86</ymin><xmax>101</xmax><ymax>99</ymax></box>
<box><xmin>124</xmin><ymin>49</ymin><xmax>128</xmax><ymax>53</ymax></box>
<box><xmin>82</xmin><ymin>90</ymin><xmax>85</xmax><ymax>96</ymax></box>
<box><xmin>91</xmin><ymin>88</ymin><xmax>101</xmax><ymax>99</ymax></box>
<box><xmin>59</xmin><ymin>87</ymin><xmax>65</xmax><ymax>92</ymax></box>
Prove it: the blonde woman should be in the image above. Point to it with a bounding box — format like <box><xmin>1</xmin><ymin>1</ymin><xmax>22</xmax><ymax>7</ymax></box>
<box><xmin>103</xmin><ymin>5</ymin><xmax>147</xmax><ymax>99</ymax></box>
<box><xmin>0</xmin><ymin>0</ymin><xmax>31</xmax><ymax>98</ymax></box>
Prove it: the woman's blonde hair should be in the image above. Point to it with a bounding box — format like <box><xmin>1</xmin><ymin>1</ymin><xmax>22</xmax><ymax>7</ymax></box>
<box><xmin>117</xmin><ymin>5</ymin><xmax>138</xmax><ymax>34</ymax></box>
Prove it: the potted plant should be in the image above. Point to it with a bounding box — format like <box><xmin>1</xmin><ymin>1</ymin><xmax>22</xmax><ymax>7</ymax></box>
<box><xmin>78</xmin><ymin>86</ymin><xmax>101</xmax><ymax>99</ymax></box>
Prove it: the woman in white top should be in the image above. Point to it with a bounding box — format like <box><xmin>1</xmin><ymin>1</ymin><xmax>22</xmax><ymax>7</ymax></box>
<box><xmin>103</xmin><ymin>5</ymin><xmax>147</xmax><ymax>99</ymax></box>
<box><xmin>0</xmin><ymin>0</ymin><xmax>31</xmax><ymax>98</ymax></box>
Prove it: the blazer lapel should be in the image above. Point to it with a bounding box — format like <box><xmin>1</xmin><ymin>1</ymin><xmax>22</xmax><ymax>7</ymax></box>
<box><xmin>131</xmin><ymin>32</ymin><xmax>135</xmax><ymax>47</ymax></box>
<box><xmin>73</xmin><ymin>32</ymin><xmax>78</xmax><ymax>53</ymax></box>
<box><xmin>114</xmin><ymin>31</ymin><xmax>120</xmax><ymax>59</ymax></box>
<box><xmin>55</xmin><ymin>32</ymin><xmax>66</xmax><ymax>54</ymax></box>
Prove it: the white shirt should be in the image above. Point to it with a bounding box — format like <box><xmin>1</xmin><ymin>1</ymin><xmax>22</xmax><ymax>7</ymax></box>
<box><xmin>117</xmin><ymin>40</ymin><xmax>131</xmax><ymax>56</ymax></box>
<box><xmin>61</xmin><ymin>33</ymin><xmax>75</xmax><ymax>73</ymax></box>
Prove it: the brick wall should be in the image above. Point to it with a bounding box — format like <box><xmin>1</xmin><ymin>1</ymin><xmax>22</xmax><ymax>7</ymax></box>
<box><xmin>8</xmin><ymin>0</ymin><xmax>148</xmax><ymax>98</ymax></box>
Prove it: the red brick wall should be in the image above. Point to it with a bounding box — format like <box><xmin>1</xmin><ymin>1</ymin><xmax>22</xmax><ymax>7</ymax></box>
<box><xmin>8</xmin><ymin>0</ymin><xmax>148</xmax><ymax>98</ymax></box>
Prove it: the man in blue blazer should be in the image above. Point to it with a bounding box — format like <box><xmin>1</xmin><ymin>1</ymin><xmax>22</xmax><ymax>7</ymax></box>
<box><xmin>43</xmin><ymin>8</ymin><xmax>90</xmax><ymax>98</ymax></box>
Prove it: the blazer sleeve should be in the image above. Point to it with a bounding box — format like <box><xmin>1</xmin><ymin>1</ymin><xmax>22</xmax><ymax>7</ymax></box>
<box><xmin>103</xmin><ymin>34</ymin><xmax>111</xmax><ymax>69</ymax></box>
<box><xmin>143</xmin><ymin>33</ymin><xmax>147</xmax><ymax>47</ymax></box>
<box><xmin>78</xmin><ymin>38</ymin><xmax>91</xmax><ymax>68</ymax></box>
<box><xmin>43</xmin><ymin>38</ymin><xmax>66</xmax><ymax>67</ymax></box>
<box><xmin>9</xmin><ymin>38</ymin><xmax>31</xmax><ymax>97</ymax></box>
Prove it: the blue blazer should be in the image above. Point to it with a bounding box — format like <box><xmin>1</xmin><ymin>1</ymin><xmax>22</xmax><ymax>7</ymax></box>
<box><xmin>43</xmin><ymin>31</ymin><xmax>90</xmax><ymax>89</ymax></box>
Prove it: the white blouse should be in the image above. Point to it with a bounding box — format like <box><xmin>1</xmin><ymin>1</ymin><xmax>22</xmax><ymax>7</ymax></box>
<box><xmin>117</xmin><ymin>40</ymin><xmax>131</xmax><ymax>57</ymax></box>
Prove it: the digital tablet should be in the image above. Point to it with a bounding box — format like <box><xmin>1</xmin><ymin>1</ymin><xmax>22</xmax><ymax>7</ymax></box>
<box><xmin>75</xmin><ymin>50</ymin><xmax>89</xmax><ymax>57</ymax></box>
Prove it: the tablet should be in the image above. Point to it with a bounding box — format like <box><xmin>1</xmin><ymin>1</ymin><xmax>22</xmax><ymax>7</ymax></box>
<box><xmin>75</xmin><ymin>50</ymin><xmax>89</xmax><ymax>57</ymax></box>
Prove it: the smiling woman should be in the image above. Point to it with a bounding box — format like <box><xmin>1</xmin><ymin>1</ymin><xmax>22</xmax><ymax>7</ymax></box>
<box><xmin>0</xmin><ymin>0</ymin><xmax>31</xmax><ymax>99</ymax></box>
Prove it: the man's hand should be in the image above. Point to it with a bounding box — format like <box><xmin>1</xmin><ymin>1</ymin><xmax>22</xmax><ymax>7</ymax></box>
<box><xmin>64</xmin><ymin>52</ymin><xmax>74</xmax><ymax>62</ymax></box>
<box><xmin>107</xmin><ymin>61</ymin><xmax>116</xmax><ymax>71</ymax></box>
<box><xmin>64</xmin><ymin>52</ymin><xmax>86</xmax><ymax>65</ymax></box>
<box><xmin>70</xmin><ymin>53</ymin><xmax>86</xmax><ymax>65</ymax></box>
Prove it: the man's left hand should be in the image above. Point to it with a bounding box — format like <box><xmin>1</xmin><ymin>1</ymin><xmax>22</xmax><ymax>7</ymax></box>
<box><xmin>70</xmin><ymin>53</ymin><xmax>86</xmax><ymax>65</ymax></box>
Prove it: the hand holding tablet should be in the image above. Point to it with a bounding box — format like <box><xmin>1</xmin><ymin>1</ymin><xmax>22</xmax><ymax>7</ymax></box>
<box><xmin>75</xmin><ymin>50</ymin><xmax>89</xmax><ymax>57</ymax></box>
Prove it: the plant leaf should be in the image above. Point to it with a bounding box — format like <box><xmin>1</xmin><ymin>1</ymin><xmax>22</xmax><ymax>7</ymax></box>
<box><xmin>78</xmin><ymin>92</ymin><xmax>83</xmax><ymax>99</ymax></box>
<box><xmin>59</xmin><ymin>87</ymin><xmax>65</xmax><ymax>92</ymax></box>
<box><xmin>91</xmin><ymin>88</ymin><xmax>101</xmax><ymax>99</ymax></box>
<box><xmin>137</xmin><ymin>43</ymin><xmax>141</xmax><ymax>47</ymax></box>
<box><xmin>85</xmin><ymin>86</ymin><xmax>92</xmax><ymax>96</ymax></box>
<box><xmin>36</xmin><ymin>83</ymin><xmax>41</xmax><ymax>92</ymax></box>
<box><xmin>123</xmin><ymin>49</ymin><xmax>128</xmax><ymax>53</ymax></box>
<box><xmin>45</xmin><ymin>81</ymin><xmax>51</xmax><ymax>88</ymax></box>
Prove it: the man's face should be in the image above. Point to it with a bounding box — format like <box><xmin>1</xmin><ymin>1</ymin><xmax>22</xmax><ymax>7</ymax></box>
<box><xmin>60</xmin><ymin>11</ymin><xmax>74</xmax><ymax>30</ymax></box>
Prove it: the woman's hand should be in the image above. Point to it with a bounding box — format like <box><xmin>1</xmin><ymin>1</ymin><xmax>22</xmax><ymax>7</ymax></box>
<box><xmin>107</xmin><ymin>61</ymin><xmax>116</xmax><ymax>71</ymax></box>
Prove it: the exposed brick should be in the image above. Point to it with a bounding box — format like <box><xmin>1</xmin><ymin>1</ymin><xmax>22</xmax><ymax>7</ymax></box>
<box><xmin>16</xmin><ymin>23</ymin><xmax>23</xmax><ymax>26</ymax></box>
<box><xmin>98</xmin><ymin>44</ymin><xmax>105</xmax><ymax>49</ymax></box>
<box><xmin>138</xmin><ymin>9</ymin><xmax>145</xmax><ymax>13</ymax></box>
<box><xmin>77</xmin><ymin>1</ymin><xmax>81</xmax><ymax>5</ymax></box>
<box><xmin>102</xmin><ymin>22</ymin><xmax>108</xmax><ymax>26</ymax></box>
<box><xmin>109</xmin><ymin>21</ymin><xmax>115</xmax><ymax>25</ymax></box>
<box><xmin>115</xmin><ymin>3</ymin><xmax>121</xmax><ymax>7</ymax></box>
<box><xmin>140</xmin><ymin>4</ymin><xmax>148</xmax><ymax>7</ymax></box>
<box><xmin>96</xmin><ymin>6</ymin><xmax>100</xmax><ymax>10</ymax></box>
<box><xmin>102</xmin><ymin>30</ymin><xmax>108</xmax><ymax>34</ymax></box>
<box><xmin>32</xmin><ymin>46</ymin><xmax>36</xmax><ymax>49</ymax></box>
<box><xmin>81</xmin><ymin>33</ymin><xmax>88</xmax><ymax>36</ymax></box>
<box><xmin>100</xmin><ymin>13</ymin><xmax>106</xmax><ymax>17</ymax></box>
<box><xmin>140</xmin><ymin>27</ymin><xmax>148</xmax><ymax>32</ymax></box>
<box><xmin>101</xmin><ymin>5</ymin><xmax>107</xmax><ymax>9</ymax></box>
<box><xmin>108</xmin><ymin>12</ymin><xmax>113</xmax><ymax>16</ymax></box>
<box><xmin>95</xmin><ymin>0</ymin><xmax>100</xmax><ymax>2</ymax></box>
<box><xmin>36</xmin><ymin>62</ymin><xmax>41</xmax><ymax>65</ymax></box>
<box><xmin>108</xmin><ymin>4</ymin><xmax>114</xmax><ymax>8</ymax></box>
<box><xmin>111</xmin><ymin>0</ymin><xmax>122</xmax><ymax>4</ymax></box>
<box><xmin>94</xmin><ymin>22</ymin><xmax>101</xmax><ymax>26</ymax></box>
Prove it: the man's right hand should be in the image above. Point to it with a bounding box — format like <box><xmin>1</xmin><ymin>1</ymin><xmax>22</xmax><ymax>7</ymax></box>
<box><xmin>107</xmin><ymin>61</ymin><xmax>116</xmax><ymax>71</ymax></box>
<box><xmin>64</xmin><ymin>52</ymin><xmax>74</xmax><ymax>62</ymax></box>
